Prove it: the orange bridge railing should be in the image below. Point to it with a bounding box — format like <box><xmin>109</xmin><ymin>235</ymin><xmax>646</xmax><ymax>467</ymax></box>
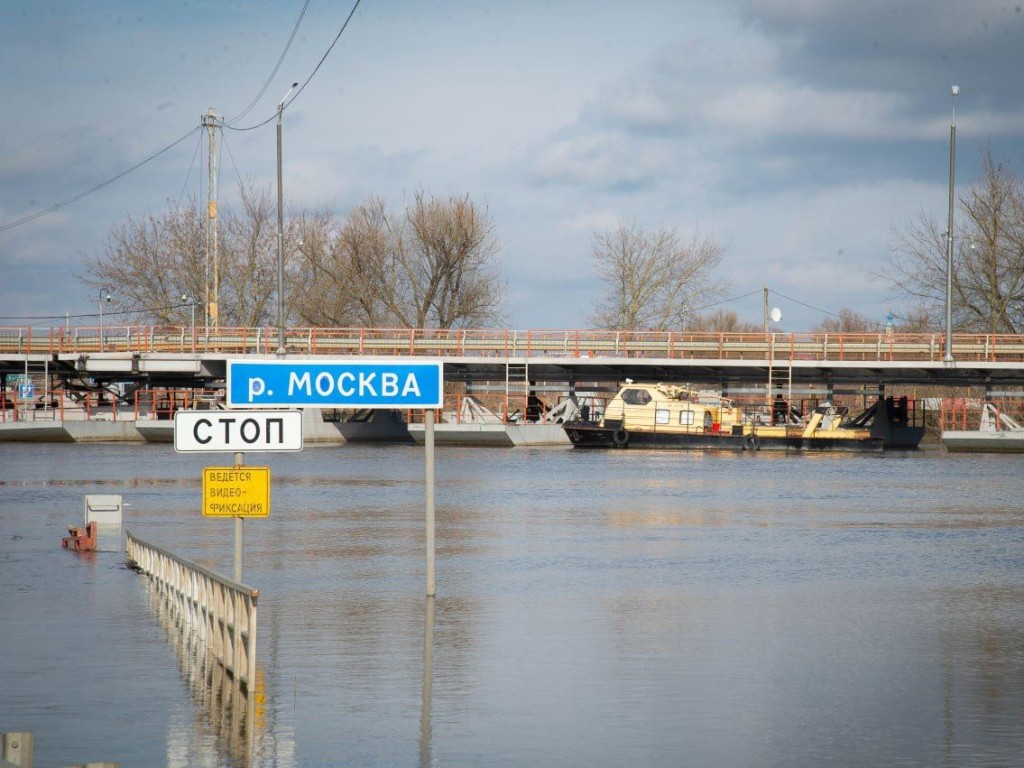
<box><xmin>2</xmin><ymin>325</ymin><xmax>1024</xmax><ymax>364</ymax></box>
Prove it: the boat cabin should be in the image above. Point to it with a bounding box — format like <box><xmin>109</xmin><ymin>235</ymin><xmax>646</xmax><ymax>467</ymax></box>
<box><xmin>600</xmin><ymin>383</ymin><xmax>746</xmax><ymax>435</ymax></box>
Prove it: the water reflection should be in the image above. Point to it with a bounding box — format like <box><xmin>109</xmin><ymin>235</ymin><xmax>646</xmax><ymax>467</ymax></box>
<box><xmin>420</xmin><ymin>596</ymin><xmax>435</xmax><ymax>768</ymax></box>
<box><xmin>0</xmin><ymin>730</ymin><xmax>119</xmax><ymax>768</ymax></box>
<box><xmin>144</xmin><ymin>579</ymin><xmax>262</xmax><ymax>767</ymax></box>
<box><xmin>4</xmin><ymin>445</ymin><xmax>1024</xmax><ymax>766</ymax></box>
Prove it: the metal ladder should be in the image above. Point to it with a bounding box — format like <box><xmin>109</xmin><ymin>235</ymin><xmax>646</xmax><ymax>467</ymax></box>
<box><xmin>766</xmin><ymin>334</ymin><xmax>794</xmax><ymax>421</ymax></box>
<box><xmin>505</xmin><ymin>362</ymin><xmax>528</xmax><ymax>420</ymax></box>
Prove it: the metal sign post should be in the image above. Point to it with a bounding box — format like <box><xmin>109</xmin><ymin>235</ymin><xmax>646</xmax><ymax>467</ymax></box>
<box><xmin>201</xmin><ymin>459</ymin><xmax>271</xmax><ymax>581</ymax></box>
<box><xmin>425</xmin><ymin>410</ymin><xmax>435</xmax><ymax>597</ymax></box>
<box><xmin>180</xmin><ymin>410</ymin><xmax>293</xmax><ymax>586</ymax></box>
<box><xmin>225</xmin><ymin>359</ymin><xmax>444</xmax><ymax>596</ymax></box>
<box><xmin>235</xmin><ymin>452</ymin><xmax>244</xmax><ymax>582</ymax></box>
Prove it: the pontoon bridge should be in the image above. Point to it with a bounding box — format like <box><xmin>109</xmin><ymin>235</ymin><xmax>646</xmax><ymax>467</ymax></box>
<box><xmin>3</xmin><ymin>325</ymin><xmax>1024</xmax><ymax>441</ymax></box>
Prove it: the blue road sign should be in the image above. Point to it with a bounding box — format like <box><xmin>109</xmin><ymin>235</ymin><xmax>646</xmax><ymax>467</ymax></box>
<box><xmin>226</xmin><ymin>359</ymin><xmax>444</xmax><ymax>409</ymax></box>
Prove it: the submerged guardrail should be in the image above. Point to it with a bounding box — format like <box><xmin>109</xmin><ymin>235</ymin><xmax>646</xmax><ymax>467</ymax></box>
<box><xmin>126</xmin><ymin>529</ymin><xmax>258</xmax><ymax>689</ymax></box>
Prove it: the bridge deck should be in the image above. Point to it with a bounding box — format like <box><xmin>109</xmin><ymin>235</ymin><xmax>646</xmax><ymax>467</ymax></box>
<box><xmin>2</xmin><ymin>325</ymin><xmax>1024</xmax><ymax>387</ymax></box>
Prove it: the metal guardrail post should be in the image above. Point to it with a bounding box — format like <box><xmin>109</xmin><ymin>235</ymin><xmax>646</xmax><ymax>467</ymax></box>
<box><xmin>126</xmin><ymin>529</ymin><xmax>258</xmax><ymax>689</ymax></box>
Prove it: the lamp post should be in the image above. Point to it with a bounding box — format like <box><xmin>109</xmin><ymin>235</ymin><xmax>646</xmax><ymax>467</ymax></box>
<box><xmin>181</xmin><ymin>294</ymin><xmax>197</xmax><ymax>353</ymax></box>
<box><xmin>277</xmin><ymin>81</ymin><xmax>299</xmax><ymax>357</ymax></box>
<box><xmin>98</xmin><ymin>288</ymin><xmax>112</xmax><ymax>352</ymax></box>
<box><xmin>944</xmin><ymin>85</ymin><xmax>959</xmax><ymax>363</ymax></box>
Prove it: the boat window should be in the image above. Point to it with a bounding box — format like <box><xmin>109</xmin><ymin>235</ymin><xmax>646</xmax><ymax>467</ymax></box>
<box><xmin>679</xmin><ymin>411</ymin><xmax>694</xmax><ymax>425</ymax></box>
<box><xmin>655</xmin><ymin>408</ymin><xmax>669</xmax><ymax>424</ymax></box>
<box><xmin>621</xmin><ymin>389</ymin><xmax>652</xmax><ymax>406</ymax></box>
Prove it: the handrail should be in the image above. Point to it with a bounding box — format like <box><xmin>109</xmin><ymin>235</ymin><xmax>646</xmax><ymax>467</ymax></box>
<box><xmin>0</xmin><ymin>387</ymin><xmax>225</xmax><ymax>424</ymax></box>
<box><xmin>126</xmin><ymin>529</ymin><xmax>258</xmax><ymax>689</ymax></box>
<box><xmin>3</xmin><ymin>325</ymin><xmax>1024</xmax><ymax>364</ymax></box>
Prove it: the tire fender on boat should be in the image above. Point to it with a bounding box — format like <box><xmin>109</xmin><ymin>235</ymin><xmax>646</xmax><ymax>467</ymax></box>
<box><xmin>745</xmin><ymin>434</ymin><xmax>759</xmax><ymax>452</ymax></box>
<box><xmin>613</xmin><ymin>429</ymin><xmax>630</xmax><ymax>447</ymax></box>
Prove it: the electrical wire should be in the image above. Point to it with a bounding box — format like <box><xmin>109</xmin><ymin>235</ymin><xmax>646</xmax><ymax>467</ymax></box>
<box><xmin>177</xmin><ymin>129</ymin><xmax>204</xmax><ymax>207</ymax></box>
<box><xmin>768</xmin><ymin>289</ymin><xmax>841</xmax><ymax>320</ymax></box>
<box><xmin>0</xmin><ymin>127</ymin><xmax>202</xmax><ymax>233</ymax></box>
<box><xmin>0</xmin><ymin>0</ymin><xmax>360</xmax><ymax>231</ymax></box>
<box><xmin>690</xmin><ymin>288</ymin><xmax>763</xmax><ymax>314</ymax></box>
<box><xmin>224</xmin><ymin>0</ymin><xmax>363</xmax><ymax>132</ymax></box>
<box><xmin>769</xmin><ymin>288</ymin><xmax>889</xmax><ymax>330</ymax></box>
<box><xmin>220</xmin><ymin>131</ymin><xmax>247</xmax><ymax>193</ymax></box>
<box><xmin>226</xmin><ymin>0</ymin><xmax>311</xmax><ymax>125</ymax></box>
<box><xmin>690</xmin><ymin>286</ymin><xmax>892</xmax><ymax>330</ymax></box>
<box><xmin>0</xmin><ymin>302</ymin><xmax>195</xmax><ymax>323</ymax></box>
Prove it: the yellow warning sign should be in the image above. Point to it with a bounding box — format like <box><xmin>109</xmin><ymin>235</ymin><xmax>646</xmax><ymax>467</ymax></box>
<box><xmin>202</xmin><ymin>466</ymin><xmax>270</xmax><ymax>517</ymax></box>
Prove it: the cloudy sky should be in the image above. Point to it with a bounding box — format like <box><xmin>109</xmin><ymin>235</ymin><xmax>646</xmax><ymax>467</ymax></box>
<box><xmin>2</xmin><ymin>0</ymin><xmax>1024</xmax><ymax>331</ymax></box>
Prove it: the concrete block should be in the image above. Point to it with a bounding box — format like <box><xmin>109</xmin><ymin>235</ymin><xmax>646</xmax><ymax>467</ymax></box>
<box><xmin>84</xmin><ymin>494</ymin><xmax>122</xmax><ymax>527</ymax></box>
<box><xmin>84</xmin><ymin>494</ymin><xmax>123</xmax><ymax>552</ymax></box>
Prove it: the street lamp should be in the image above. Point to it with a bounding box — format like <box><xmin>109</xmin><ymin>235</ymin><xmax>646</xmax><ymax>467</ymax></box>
<box><xmin>181</xmin><ymin>294</ymin><xmax>197</xmax><ymax>353</ymax></box>
<box><xmin>277</xmin><ymin>81</ymin><xmax>299</xmax><ymax>356</ymax></box>
<box><xmin>944</xmin><ymin>85</ymin><xmax>959</xmax><ymax>363</ymax></box>
<box><xmin>98</xmin><ymin>288</ymin><xmax>112</xmax><ymax>352</ymax></box>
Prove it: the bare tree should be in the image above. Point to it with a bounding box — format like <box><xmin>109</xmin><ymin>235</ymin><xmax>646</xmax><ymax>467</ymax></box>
<box><xmin>83</xmin><ymin>186</ymin><xmax>506</xmax><ymax>330</ymax></box>
<box><xmin>587</xmin><ymin>223</ymin><xmax>725</xmax><ymax>331</ymax></box>
<box><xmin>892</xmin><ymin>307</ymin><xmax>933</xmax><ymax>333</ymax></box>
<box><xmin>290</xmin><ymin>204</ymin><xmax>347</xmax><ymax>326</ymax></box>
<box><xmin>691</xmin><ymin>308</ymin><xmax>760</xmax><ymax>332</ymax></box>
<box><xmin>218</xmin><ymin>181</ymin><xmax>279</xmax><ymax>327</ymax></box>
<box><xmin>813</xmin><ymin>308</ymin><xmax>877</xmax><ymax>333</ymax></box>
<box><xmin>80</xmin><ymin>182</ymin><xmax>285</xmax><ymax>327</ymax></box>
<box><xmin>80</xmin><ymin>202</ymin><xmax>204</xmax><ymax>325</ymax></box>
<box><xmin>294</xmin><ymin>191</ymin><xmax>505</xmax><ymax>329</ymax></box>
<box><xmin>399</xmin><ymin>191</ymin><xmax>504</xmax><ymax>328</ymax></box>
<box><xmin>882</xmin><ymin>149</ymin><xmax>1024</xmax><ymax>333</ymax></box>
<box><xmin>292</xmin><ymin>197</ymin><xmax>399</xmax><ymax>327</ymax></box>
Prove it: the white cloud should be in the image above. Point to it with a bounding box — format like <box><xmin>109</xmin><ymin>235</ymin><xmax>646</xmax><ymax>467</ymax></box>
<box><xmin>2</xmin><ymin>0</ymin><xmax>1024</xmax><ymax>332</ymax></box>
<box><xmin>532</xmin><ymin>131</ymin><xmax>676</xmax><ymax>189</ymax></box>
<box><xmin>557</xmin><ymin>209</ymin><xmax>623</xmax><ymax>234</ymax></box>
<box><xmin>701</xmin><ymin>86</ymin><xmax>910</xmax><ymax>140</ymax></box>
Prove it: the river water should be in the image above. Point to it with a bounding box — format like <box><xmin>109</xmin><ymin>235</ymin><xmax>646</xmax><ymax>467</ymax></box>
<box><xmin>2</xmin><ymin>443</ymin><xmax>1023</xmax><ymax>767</ymax></box>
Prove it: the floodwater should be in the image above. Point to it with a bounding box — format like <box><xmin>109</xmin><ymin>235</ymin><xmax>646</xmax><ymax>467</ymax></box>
<box><xmin>2</xmin><ymin>443</ymin><xmax>1024</xmax><ymax>767</ymax></box>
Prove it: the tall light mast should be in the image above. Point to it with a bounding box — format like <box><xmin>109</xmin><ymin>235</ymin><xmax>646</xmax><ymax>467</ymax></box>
<box><xmin>944</xmin><ymin>86</ymin><xmax>958</xmax><ymax>363</ymax></box>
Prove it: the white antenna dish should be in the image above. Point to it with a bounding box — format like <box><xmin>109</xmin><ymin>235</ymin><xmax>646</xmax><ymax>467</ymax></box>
<box><xmin>770</xmin><ymin>307</ymin><xmax>782</xmax><ymax>323</ymax></box>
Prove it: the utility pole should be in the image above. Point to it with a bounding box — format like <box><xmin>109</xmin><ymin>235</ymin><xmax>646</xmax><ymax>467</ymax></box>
<box><xmin>763</xmin><ymin>286</ymin><xmax>769</xmax><ymax>336</ymax></box>
<box><xmin>203</xmin><ymin>108</ymin><xmax>221</xmax><ymax>330</ymax></box>
<box><xmin>276</xmin><ymin>83</ymin><xmax>298</xmax><ymax>356</ymax></box>
<box><xmin>944</xmin><ymin>86</ymin><xmax>958</xmax><ymax>363</ymax></box>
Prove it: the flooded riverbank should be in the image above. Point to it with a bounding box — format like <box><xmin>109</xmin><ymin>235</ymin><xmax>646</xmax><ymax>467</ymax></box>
<box><xmin>2</xmin><ymin>444</ymin><xmax>1023</xmax><ymax>766</ymax></box>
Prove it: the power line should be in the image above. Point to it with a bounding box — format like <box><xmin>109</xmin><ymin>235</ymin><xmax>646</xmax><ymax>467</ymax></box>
<box><xmin>768</xmin><ymin>288</ymin><xmax>889</xmax><ymax>330</ymax></box>
<box><xmin>0</xmin><ymin>127</ymin><xmax>202</xmax><ymax>233</ymax></box>
<box><xmin>690</xmin><ymin>288</ymin><xmax>763</xmax><ymax>314</ymax></box>
<box><xmin>220</xmin><ymin>130</ymin><xmax>247</xmax><ymax>193</ymax></box>
<box><xmin>226</xmin><ymin>0</ymin><xmax>312</xmax><ymax>125</ymax></box>
<box><xmin>177</xmin><ymin>129</ymin><xmax>205</xmax><ymax>207</ymax></box>
<box><xmin>0</xmin><ymin>301</ymin><xmax>195</xmax><ymax>323</ymax></box>
<box><xmin>692</xmin><ymin>286</ymin><xmax>893</xmax><ymax>330</ymax></box>
<box><xmin>225</xmin><ymin>0</ymin><xmax>363</xmax><ymax>132</ymax></box>
<box><xmin>768</xmin><ymin>289</ymin><xmax>853</xmax><ymax>323</ymax></box>
<box><xmin>0</xmin><ymin>0</ymin><xmax>347</xmax><ymax>233</ymax></box>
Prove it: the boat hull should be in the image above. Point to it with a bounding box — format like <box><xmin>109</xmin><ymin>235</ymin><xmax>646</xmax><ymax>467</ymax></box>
<box><xmin>942</xmin><ymin>431</ymin><xmax>1024</xmax><ymax>453</ymax></box>
<box><xmin>563</xmin><ymin>422</ymin><xmax>886</xmax><ymax>452</ymax></box>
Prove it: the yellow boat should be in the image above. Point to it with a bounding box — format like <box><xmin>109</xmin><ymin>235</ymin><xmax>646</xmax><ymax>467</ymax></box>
<box><xmin>563</xmin><ymin>382</ymin><xmax>923</xmax><ymax>452</ymax></box>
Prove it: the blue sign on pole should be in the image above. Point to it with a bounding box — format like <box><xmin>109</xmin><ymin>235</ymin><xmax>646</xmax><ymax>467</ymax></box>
<box><xmin>226</xmin><ymin>359</ymin><xmax>444</xmax><ymax>409</ymax></box>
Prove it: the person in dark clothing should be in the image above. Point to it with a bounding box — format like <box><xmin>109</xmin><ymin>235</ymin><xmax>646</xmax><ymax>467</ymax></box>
<box><xmin>526</xmin><ymin>393</ymin><xmax>546</xmax><ymax>422</ymax></box>
<box><xmin>772</xmin><ymin>394</ymin><xmax>788</xmax><ymax>426</ymax></box>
